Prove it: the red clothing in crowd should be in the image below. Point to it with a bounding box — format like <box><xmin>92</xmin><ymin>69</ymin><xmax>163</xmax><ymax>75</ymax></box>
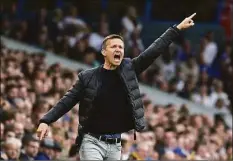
<box><xmin>220</xmin><ymin>0</ymin><xmax>233</xmax><ymax>40</ymax></box>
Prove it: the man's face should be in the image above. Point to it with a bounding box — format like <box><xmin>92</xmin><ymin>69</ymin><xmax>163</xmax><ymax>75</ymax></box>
<box><xmin>55</xmin><ymin>77</ymin><xmax>64</xmax><ymax>90</ymax></box>
<box><xmin>14</xmin><ymin>123</ymin><xmax>24</xmax><ymax>139</ymax></box>
<box><xmin>164</xmin><ymin>131</ymin><xmax>175</xmax><ymax>146</ymax></box>
<box><xmin>103</xmin><ymin>38</ymin><xmax>124</xmax><ymax>66</ymax></box>
<box><xmin>194</xmin><ymin>116</ymin><xmax>203</xmax><ymax>128</ymax></box>
<box><xmin>34</xmin><ymin>80</ymin><xmax>44</xmax><ymax>94</ymax></box>
<box><xmin>137</xmin><ymin>143</ymin><xmax>149</xmax><ymax>159</ymax></box>
<box><xmin>18</xmin><ymin>86</ymin><xmax>28</xmax><ymax>98</ymax></box>
<box><xmin>154</xmin><ymin>127</ymin><xmax>164</xmax><ymax>140</ymax></box>
<box><xmin>7</xmin><ymin>87</ymin><xmax>18</xmax><ymax>99</ymax></box>
<box><xmin>37</xmin><ymin>70</ymin><xmax>47</xmax><ymax>80</ymax></box>
<box><xmin>200</xmin><ymin>86</ymin><xmax>207</xmax><ymax>95</ymax></box>
<box><xmin>5</xmin><ymin>131</ymin><xmax>16</xmax><ymax>140</ymax></box>
<box><xmin>197</xmin><ymin>145</ymin><xmax>207</xmax><ymax>157</ymax></box>
<box><xmin>43</xmin><ymin>147</ymin><xmax>55</xmax><ymax>159</ymax></box>
<box><xmin>27</xmin><ymin>61</ymin><xmax>34</xmax><ymax>70</ymax></box>
<box><xmin>25</xmin><ymin>141</ymin><xmax>40</xmax><ymax>157</ymax></box>
<box><xmin>227</xmin><ymin>146</ymin><xmax>232</xmax><ymax>156</ymax></box>
<box><xmin>128</xmin><ymin>6</ymin><xmax>137</xmax><ymax>18</ymax></box>
<box><xmin>15</xmin><ymin>112</ymin><xmax>26</xmax><ymax>123</ymax></box>
<box><xmin>5</xmin><ymin>143</ymin><xmax>20</xmax><ymax>159</ymax></box>
<box><xmin>54</xmin><ymin>151</ymin><xmax>62</xmax><ymax>159</ymax></box>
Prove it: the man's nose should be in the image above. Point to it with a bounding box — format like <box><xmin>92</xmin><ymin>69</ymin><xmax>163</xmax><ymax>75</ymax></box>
<box><xmin>115</xmin><ymin>48</ymin><xmax>121</xmax><ymax>52</ymax></box>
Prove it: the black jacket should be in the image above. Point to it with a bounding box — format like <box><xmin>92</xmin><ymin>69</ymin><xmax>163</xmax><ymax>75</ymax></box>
<box><xmin>40</xmin><ymin>26</ymin><xmax>180</xmax><ymax>146</ymax></box>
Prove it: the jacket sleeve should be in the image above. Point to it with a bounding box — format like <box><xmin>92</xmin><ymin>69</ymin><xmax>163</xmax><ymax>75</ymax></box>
<box><xmin>39</xmin><ymin>73</ymin><xmax>85</xmax><ymax>125</ymax></box>
<box><xmin>132</xmin><ymin>26</ymin><xmax>180</xmax><ymax>75</ymax></box>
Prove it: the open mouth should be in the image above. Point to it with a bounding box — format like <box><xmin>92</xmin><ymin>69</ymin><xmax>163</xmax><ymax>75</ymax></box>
<box><xmin>114</xmin><ymin>54</ymin><xmax>121</xmax><ymax>61</ymax></box>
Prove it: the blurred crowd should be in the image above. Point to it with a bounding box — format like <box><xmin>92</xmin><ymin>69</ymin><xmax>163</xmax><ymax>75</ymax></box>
<box><xmin>0</xmin><ymin>44</ymin><xmax>232</xmax><ymax>160</ymax></box>
<box><xmin>139</xmin><ymin>32</ymin><xmax>233</xmax><ymax>113</ymax></box>
<box><xmin>0</xmin><ymin>3</ymin><xmax>233</xmax><ymax>161</ymax></box>
<box><xmin>1</xmin><ymin>4</ymin><xmax>232</xmax><ymax>113</ymax></box>
<box><xmin>1</xmin><ymin>5</ymin><xmax>144</xmax><ymax>66</ymax></box>
<box><xmin>0</xmin><ymin>43</ymin><xmax>80</xmax><ymax>160</ymax></box>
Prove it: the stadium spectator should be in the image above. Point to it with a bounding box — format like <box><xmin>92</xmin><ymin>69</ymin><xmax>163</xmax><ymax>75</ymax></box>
<box><xmin>121</xmin><ymin>6</ymin><xmax>143</xmax><ymax>41</ymax></box>
<box><xmin>3</xmin><ymin>137</ymin><xmax>22</xmax><ymax>160</ymax></box>
<box><xmin>19</xmin><ymin>135</ymin><xmax>40</xmax><ymax>160</ymax></box>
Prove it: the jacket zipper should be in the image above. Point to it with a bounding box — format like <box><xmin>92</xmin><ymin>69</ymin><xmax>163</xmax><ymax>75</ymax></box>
<box><xmin>118</xmin><ymin>69</ymin><xmax>137</xmax><ymax>140</ymax></box>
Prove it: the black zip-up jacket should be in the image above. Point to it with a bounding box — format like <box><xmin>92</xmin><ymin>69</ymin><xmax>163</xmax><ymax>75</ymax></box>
<box><xmin>39</xmin><ymin>26</ymin><xmax>180</xmax><ymax>148</ymax></box>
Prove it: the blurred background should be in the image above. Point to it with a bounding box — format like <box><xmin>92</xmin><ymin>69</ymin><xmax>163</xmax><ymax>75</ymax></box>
<box><xmin>0</xmin><ymin>0</ymin><xmax>232</xmax><ymax>160</ymax></box>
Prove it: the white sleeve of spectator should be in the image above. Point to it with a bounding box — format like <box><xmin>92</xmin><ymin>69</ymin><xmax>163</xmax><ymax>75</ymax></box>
<box><xmin>203</xmin><ymin>43</ymin><xmax>218</xmax><ymax>65</ymax></box>
<box><xmin>122</xmin><ymin>17</ymin><xmax>133</xmax><ymax>33</ymax></box>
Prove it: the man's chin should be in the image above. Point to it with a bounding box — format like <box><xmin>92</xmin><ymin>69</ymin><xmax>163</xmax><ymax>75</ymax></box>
<box><xmin>111</xmin><ymin>61</ymin><xmax>122</xmax><ymax>66</ymax></box>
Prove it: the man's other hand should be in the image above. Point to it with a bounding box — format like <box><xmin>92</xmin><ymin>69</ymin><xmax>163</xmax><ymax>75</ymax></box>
<box><xmin>36</xmin><ymin>123</ymin><xmax>49</xmax><ymax>140</ymax></box>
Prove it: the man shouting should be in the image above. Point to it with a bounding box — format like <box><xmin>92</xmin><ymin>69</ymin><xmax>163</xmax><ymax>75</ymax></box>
<box><xmin>37</xmin><ymin>13</ymin><xmax>196</xmax><ymax>160</ymax></box>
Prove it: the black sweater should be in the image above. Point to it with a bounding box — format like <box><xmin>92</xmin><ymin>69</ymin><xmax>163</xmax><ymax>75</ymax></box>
<box><xmin>85</xmin><ymin>67</ymin><xmax>134</xmax><ymax>134</ymax></box>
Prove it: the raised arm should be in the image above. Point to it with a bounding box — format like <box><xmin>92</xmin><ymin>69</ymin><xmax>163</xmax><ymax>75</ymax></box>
<box><xmin>132</xmin><ymin>13</ymin><xmax>196</xmax><ymax>75</ymax></box>
<box><xmin>39</xmin><ymin>73</ymin><xmax>85</xmax><ymax>125</ymax></box>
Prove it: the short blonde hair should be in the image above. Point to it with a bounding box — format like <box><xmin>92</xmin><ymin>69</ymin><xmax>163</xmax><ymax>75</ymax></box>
<box><xmin>101</xmin><ymin>34</ymin><xmax>124</xmax><ymax>49</ymax></box>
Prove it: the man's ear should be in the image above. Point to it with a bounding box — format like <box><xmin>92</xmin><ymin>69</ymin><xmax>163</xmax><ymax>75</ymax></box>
<box><xmin>101</xmin><ymin>49</ymin><xmax>106</xmax><ymax>56</ymax></box>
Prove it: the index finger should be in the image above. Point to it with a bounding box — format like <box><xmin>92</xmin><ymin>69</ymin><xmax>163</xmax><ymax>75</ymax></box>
<box><xmin>36</xmin><ymin>129</ymin><xmax>43</xmax><ymax>140</ymax></box>
<box><xmin>39</xmin><ymin>130</ymin><xmax>45</xmax><ymax>140</ymax></box>
<box><xmin>188</xmin><ymin>13</ymin><xmax>196</xmax><ymax>19</ymax></box>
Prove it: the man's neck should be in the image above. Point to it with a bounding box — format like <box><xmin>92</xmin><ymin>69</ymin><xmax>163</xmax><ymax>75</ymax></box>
<box><xmin>103</xmin><ymin>62</ymin><xmax>117</xmax><ymax>70</ymax></box>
